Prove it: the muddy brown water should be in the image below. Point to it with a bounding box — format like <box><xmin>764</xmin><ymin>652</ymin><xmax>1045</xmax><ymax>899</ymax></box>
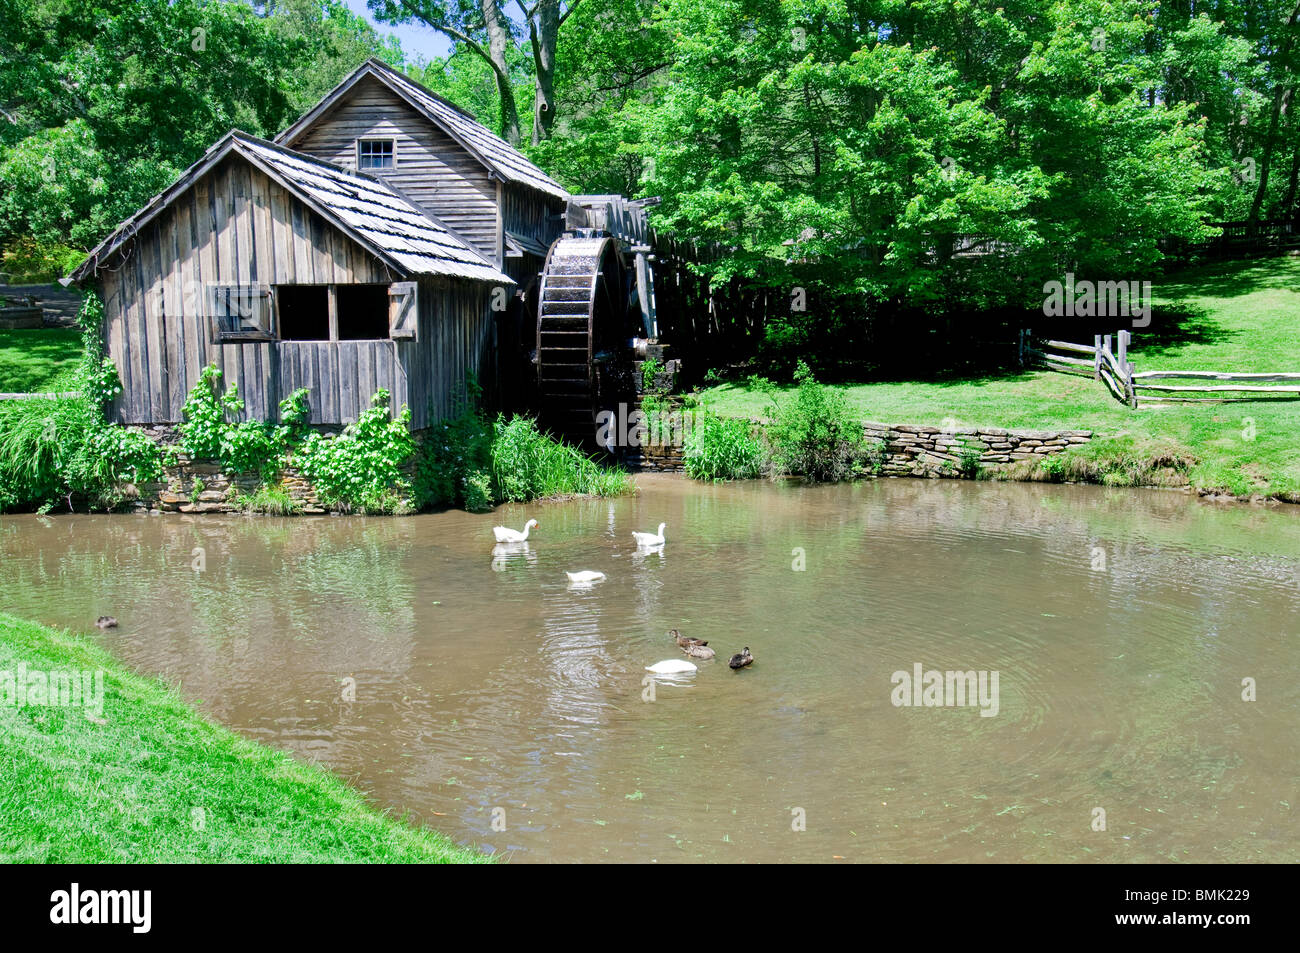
<box><xmin>2</xmin><ymin>475</ymin><xmax>1297</xmax><ymax>862</ymax></box>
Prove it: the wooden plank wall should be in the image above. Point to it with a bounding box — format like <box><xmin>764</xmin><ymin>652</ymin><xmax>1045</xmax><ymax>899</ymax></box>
<box><xmin>287</xmin><ymin>76</ymin><xmax>500</xmax><ymax>262</ymax></box>
<box><xmin>99</xmin><ymin>156</ymin><xmax>406</xmax><ymax>425</ymax></box>
<box><xmin>413</xmin><ymin>277</ymin><xmax>497</xmax><ymax>426</ymax></box>
<box><xmin>502</xmin><ymin>183</ymin><xmax>565</xmax><ymax>248</ymax></box>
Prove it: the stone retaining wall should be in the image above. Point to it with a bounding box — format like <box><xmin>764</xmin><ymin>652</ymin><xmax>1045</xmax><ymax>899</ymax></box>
<box><xmin>121</xmin><ymin>425</ymin><xmax>331</xmax><ymax>514</ymax></box>
<box><xmin>863</xmin><ymin>422</ymin><xmax>1092</xmax><ymax>478</ymax></box>
<box><xmin>125</xmin><ymin>461</ymin><xmax>328</xmax><ymax>515</ymax></box>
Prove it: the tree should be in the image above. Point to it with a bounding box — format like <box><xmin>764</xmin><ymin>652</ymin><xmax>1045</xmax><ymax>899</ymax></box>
<box><xmin>368</xmin><ymin>0</ymin><xmax>581</xmax><ymax>144</ymax></box>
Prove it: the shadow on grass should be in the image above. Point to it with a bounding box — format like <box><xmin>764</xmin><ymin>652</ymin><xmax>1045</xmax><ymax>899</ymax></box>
<box><xmin>1136</xmin><ymin>305</ymin><xmax>1239</xmax><ymax>358</ymax></box>
<box><xmin>1159</xmin><ymin>256</ymin><xmax>1300</xmax><ymax>301</ymax></box>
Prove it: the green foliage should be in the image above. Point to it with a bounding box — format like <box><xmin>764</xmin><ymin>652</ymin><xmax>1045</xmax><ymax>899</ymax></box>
<box><xmin>229</xmin><ymin>482</ymin><xmax>303</xmax><ymax>516</ymax></box>
<box><xmin>764</xmin><ymin>362</ymin><xmax>866</xmax><ymax>483</ymax></box>
<box><xmin>954</xmin><ymin>441</ymin><xmax>984</xmax><ymax>479</ymax></box>
<box><xmin>0</xmin><ymin>237</ymin><xmax>87</xmax><ymax>283</ymax></box>
<box><xmin>640</xmin><ymin>357</ymin><xmax>663</xmax><ymax>393</ymax></box>
<box><xmin>413</xmin><ymin>402</ymin><xmax>494</xmax><ymax>512</ymax></box>
<box><xmin>683</xmin><ymin>411</ymin><xmax>763</xmax><ymax>482</ymax></box>
<box><xmin>0</xmin><ymin>296</ymin><xmax>161</xmax><ymax>511</ymax></box>
<box><xmin>490</xmin><ymin>415</ymin><xmax>635</xmax><ymax>502</ymax></box>
<box><xmin>176</xmin><ymin>367</ymin><xmax>312</xmax><ymax>478</ymax></box>
<box><xmin>297</xmin><ymin>391</ymin><xmax>416</xmax><ymax>514</ymax></box>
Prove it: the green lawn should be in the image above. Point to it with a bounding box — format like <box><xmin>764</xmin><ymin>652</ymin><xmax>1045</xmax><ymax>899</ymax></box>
<box><xmin>0</xmin><ymin>612</ymin><xmax>488</xmax><ymax>863</ymax></box>
<box><xmin>698</xmin><ymin>257</ymin><xmax>1300</xmax><ymax>498</ymax></box>
<box><xmin>0</xmin><ymin>328</ymin><xmax>82</xmax><ymax>392</ymax></box>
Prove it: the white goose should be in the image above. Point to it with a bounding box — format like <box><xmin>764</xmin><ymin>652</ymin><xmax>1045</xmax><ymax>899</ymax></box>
<box><xmin>645</xmin><ymin>659</ymin><xmax>697</xmax><ymax>674</ymax></box>
<box><xmin>494</xmin><ymin>518</ymin><xmax>538</xmax><ymax>543</ymax></box>
<box><xmin>632</xmin><ymin>522</ymin><xmax>666</xmax><ymax>547</ymax></box>
<box><xmin>565</xmin><ymin>570</ymin><xmax>607</xmax><ymax>584</ymax></box>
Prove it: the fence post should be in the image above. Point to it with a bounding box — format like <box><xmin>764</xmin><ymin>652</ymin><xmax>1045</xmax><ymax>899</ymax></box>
<box><xmin>1093</xmin><ymin>334</ymin><xmax>1102</xmax><ymax>379</ymax></box>
<box><xmin>1118</xmin><ymin>329</ymin><xmax>1136</xmax><ymax>408</ymax></box>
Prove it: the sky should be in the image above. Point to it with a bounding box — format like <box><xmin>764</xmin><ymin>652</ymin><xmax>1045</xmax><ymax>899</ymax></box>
<box><xmin>342</xmin><ymin>0</ymin><xmax>453</xmax><ymax>62</ymax></box>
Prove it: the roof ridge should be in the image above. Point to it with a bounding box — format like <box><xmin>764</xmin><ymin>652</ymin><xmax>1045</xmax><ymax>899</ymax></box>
<box><xmin>361</xmin><ymin>58</ymin><xmax>480</xmax><ymax>123</ymax></box>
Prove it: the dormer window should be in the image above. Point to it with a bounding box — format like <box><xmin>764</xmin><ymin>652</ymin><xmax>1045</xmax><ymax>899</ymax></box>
<box><xmin>357</xmin><ymin>138</ymin><xmax>395</xmax><ymax>171</ymax></box>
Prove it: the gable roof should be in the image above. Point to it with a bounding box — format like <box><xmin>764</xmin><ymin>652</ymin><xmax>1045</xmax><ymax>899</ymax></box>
<box><xmin>277</xmin><ymin>58</ymin><xmax>569</xmax><ymax>203</ymax></box>
<box><xmin>71</xmin><ymin>131</ymin><xmax>513</xmax><ymax>286</ymax></box>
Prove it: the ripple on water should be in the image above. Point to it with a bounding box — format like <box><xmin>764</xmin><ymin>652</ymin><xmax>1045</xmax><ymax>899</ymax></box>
<box><xmin>1</xmin><ymin>478</ymin><xmax>1297</xmax><ymax>862</ymax></box>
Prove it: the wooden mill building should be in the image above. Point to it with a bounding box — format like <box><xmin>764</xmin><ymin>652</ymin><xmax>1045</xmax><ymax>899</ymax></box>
<box><xmin>71</xmin><ymin>58</ymin><xmax>571</xmax><ymax>428</ymax></box>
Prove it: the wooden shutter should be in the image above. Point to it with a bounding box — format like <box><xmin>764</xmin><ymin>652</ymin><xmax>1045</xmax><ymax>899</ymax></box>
<box><xmin>209</xmin><ymin>283</ymin><xmax>272</xmax><ymax>342</ymax></box>
<box><xmin>388</xmin><ymin>281</ymin><xmax>418</xmax><ymax>340</ymax></box>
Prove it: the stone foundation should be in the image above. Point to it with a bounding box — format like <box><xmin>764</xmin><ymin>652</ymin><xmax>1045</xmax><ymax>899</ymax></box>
<box><xmin>124</xmin><ymin>460</ymin><xmax>329</xmax><ymax>515</ymax></box>
<box><xmin>864</xmin><ymin>422</ymin><xmax>1091</xmax><ymax>478</ymax></box>
<box><xmin>120</xmin><ymin>424</ymin><xmax>336</xmax><ymax>514</ymax></box>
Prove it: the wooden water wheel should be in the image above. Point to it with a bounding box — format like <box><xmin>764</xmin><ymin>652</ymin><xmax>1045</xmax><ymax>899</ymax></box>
<box><xmin>535</xmin><ymin>234</ymin><xmax>636</xmax><ymax>445</ymax></box>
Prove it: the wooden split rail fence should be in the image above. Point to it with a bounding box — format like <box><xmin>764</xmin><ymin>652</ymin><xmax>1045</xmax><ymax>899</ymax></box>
<box><xmin>1022</xmin><ymin>329</ymin><xmax>1300</xmax><ymax>406</ymax></box>
<box><xmin>1022</xmin><ymin>329</ymin><xmax>1136</xmax><ymax>408</ymax></box>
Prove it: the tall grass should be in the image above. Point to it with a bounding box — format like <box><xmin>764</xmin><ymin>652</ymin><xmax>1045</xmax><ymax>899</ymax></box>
<box><xmin>683</xmin><ymin>411</ymin><xmax>763</xmax><ymax>481</ymax></box>
<box><xmin>492</xmin><ymin>415</ymin><xmax>635</xmax><ymax>501</ymax></box>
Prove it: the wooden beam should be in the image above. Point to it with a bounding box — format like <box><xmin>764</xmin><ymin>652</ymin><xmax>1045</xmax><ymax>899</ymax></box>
<box><xmin>328</xmin><ymin>284</ymin><xmax>339</xmax><ymax>341</ymax></box>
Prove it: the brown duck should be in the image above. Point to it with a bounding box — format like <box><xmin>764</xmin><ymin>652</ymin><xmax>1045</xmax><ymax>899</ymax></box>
<box><xmin>670</xmin><ymin>628</ymin><xmax>707</xmax><ymax>649</ymax></box>
<box><xmin>728</xmin><ymin>647</ymin><xmax>754</xmax><ymax>670</ymax></box>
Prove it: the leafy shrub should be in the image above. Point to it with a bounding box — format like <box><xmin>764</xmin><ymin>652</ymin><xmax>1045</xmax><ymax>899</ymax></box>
<box><xmin>764</xmin><ymin>361</ymin><xmax>866</xmax><ymax>483</ymax></box>
<box><xmin>683</xmin><ymin>411</ymin><xmax>763</xmax><ymax>482</ymax></box>
<box><xmin>413</xmin><ymin>402</ymin><xmax>493</xmax><ymax>511</ymax></box>
<box><xmin>1</xmin><ymin>237</ymin><xmax>86</xmax><ymax>283</ymax></box>
<box><xmin>175</xmin><ymin>366</ymin><xmax>310</xmax><ymax>478</ymax></box>
<box><xmin>297</xmin><ymin>391</ymin><xmax>415</xmax><ymax>514</ymax></box>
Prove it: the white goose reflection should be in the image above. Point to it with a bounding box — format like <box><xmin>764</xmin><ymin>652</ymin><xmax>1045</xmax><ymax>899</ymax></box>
<box><xmin>490</xmin><ymin>541</ymin><xmax>537</xmax><ymax>572</ymax></box>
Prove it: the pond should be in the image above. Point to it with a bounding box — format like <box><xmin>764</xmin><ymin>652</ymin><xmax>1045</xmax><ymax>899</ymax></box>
<box><xmin>2</xmin><ymin>475</ymin><xmax>1297</xmax><ymax>862</ymax></box>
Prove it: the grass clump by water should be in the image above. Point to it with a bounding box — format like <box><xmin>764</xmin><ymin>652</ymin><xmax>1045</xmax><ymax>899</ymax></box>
<box><xmin>0</xmin><ymin>612</ymin><xmax>488</xmax><ymax>863</ymax></box>
<box><xmin>417</xmin><ymin>407</ymin><xmax>635</xmax><ymax>511</ymax></box>
<box><xmin>227</xmin><ymin>482</ymin><xmax>303</xmax><ymax>515</ymax></box>
<box><xmin>491</xmin><ymin>414</ymin><xmax>635</xmax><ymax>502</ymax></box>
<box><xmin>683</xmin><ymin>411</ymin><xmax>763</xmax><ymax>482</ymax></box>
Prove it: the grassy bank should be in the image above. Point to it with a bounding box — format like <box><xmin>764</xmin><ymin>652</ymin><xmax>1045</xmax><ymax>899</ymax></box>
<box><xmin>0</xmin><ymin>328</ymin><xmax>81</xmax><ymax>392</ymax></box>
<box><xmin>698</xmin><ymin>258</ymin><xmax>1300</xmax><ymax>499</ymax></box>
<box><xmin>0</xmin><ymin>612</ymin><xmax>487</xmax><ymax>862</ymax></box>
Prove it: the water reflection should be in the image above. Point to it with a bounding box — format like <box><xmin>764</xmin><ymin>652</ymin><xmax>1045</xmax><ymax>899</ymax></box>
<box><xmin>1</xmin><ymin>477</ymin><xmax>1297</xmax><ymax>862</ymax></box>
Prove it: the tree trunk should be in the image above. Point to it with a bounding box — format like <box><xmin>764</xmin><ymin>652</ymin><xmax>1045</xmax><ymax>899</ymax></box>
<box><xmin>1248</xmin><ymin>2</ymin><xmax>1300</xmax><ymax>226</ymax></box>
<box><xmin>530</xmin><ymin>0</ymin><xmax>561</xmax><ymax>145</ymax></box>
<box><xmin>481</xmin><ymin>0</ymin><xmax>521</xmax><ymax>145</ymax></box>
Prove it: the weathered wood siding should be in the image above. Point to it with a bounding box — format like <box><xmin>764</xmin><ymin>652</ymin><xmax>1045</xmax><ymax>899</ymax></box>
<box><xmin>99</xmin><ymin>155</ymin><xmax>413</xmax><ymax>426</ymax></box>
<box><xmin>286</xmin><ymin>76</ymin><xmax>500</xmax><ymax>263</ymax></box>
<box><xmin>502</xmin><ymin>182</ymin><xmax>565</xmax><ymax>248</ymax></box>
<box><xmin>411</xmin><ymin>277</ymin><xmax>502</xmax><ymax>426</ymax></box>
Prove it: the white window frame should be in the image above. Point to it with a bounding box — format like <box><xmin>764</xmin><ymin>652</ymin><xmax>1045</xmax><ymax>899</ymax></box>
<box><xmin>356</xmin><ymin>138</ymin><xmax>396</xmax><ymax>172</ymax></box>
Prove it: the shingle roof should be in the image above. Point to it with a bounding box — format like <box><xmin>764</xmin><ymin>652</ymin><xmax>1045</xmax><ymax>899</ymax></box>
<box><xmin>71</xmin><ymin>132</ymin><xmax>513</xmax><ymax>285</ymax></box>
<box><xmin>277</xmin><ymin>58</ymin><xmax>569</xmax><ymax>202</ymax></box>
